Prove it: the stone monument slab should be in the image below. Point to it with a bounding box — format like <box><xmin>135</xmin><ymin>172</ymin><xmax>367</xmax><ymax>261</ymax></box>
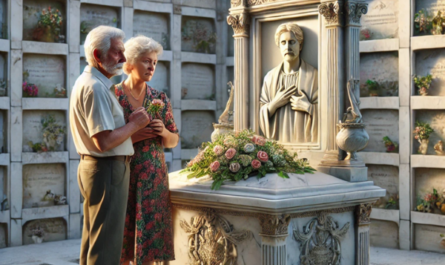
<box><xmin>23</xmin><ymin>163</ymin><xmax>66</xmax><ymax>208</ymax></box>
<box><xmin>22</xmin><ymin>218</ymin><xmax>66</xmax><ymax>245</ymax></box>
<box><xmin>133</xmin><ymin>11</ymin><xmax>169</xmax><ymax>50</ymax></box>
<box><xmin>361</xmin><ymin>0</ymin><xmax>398</xmax><ymax>40</ymax></box>
<box><xmin>147</xmin><ymin>61</ymin><xmax>169</xmax><ymax>97</ymax></box>
<box><xmin>80</xmin><ymin>4</ymin><xmax>119</xmax><ymax>45</ymax></box>
<box><xmin>370</xmin><ymin>220</ymin><xmax>399</xmax><ymax>249</ymax></box>
<box><xmin>367</xmin><ymin>165</ymin><xmax>399</xmax><ymax>209</ymax></box>
<box><xmin>415</xmin><ymin>110</ymin><xmax>445</xmax><ymax>154</ymax></box>
<box><xmin>181</xmin><ymin>110</ymin><xmax>215</xmax><ymax>149</ymax></box>
<box><xmin>181</xmin><ymin>17</ymin><xmax>216</xmax><ymax>53</ymax></box>
<box><xmin>181</xmin><ymin>63</ymin><xmax>214</xmax><ymax>100</ymax></box>
<box><xmin>360</xmin><ymin>52</ymin><xmax>399</xmax><ymax>97</ymax></box>
<box><xmin>361</xmin><ymin>109</ymin><xmax>399</xmax><ymax>152</ymax></box>
<box><xmin>415</xmin><ymin>49</ymin><xmax>445</xmax><ymax>96</ymax></box>
<box><xmin>414</xmin><ymin>224</ymin><xmax>445</xmax><ymax>253</ymax></box>
<box><xmin>23</xmin><ymin>54</ymin><xmax>66</xmax><ymax>97</ymax></box>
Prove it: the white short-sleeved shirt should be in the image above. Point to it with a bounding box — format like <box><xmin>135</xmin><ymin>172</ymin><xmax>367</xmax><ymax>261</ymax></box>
<box><xmin>69</xmin><ymin>65</ymin><xmax>134</xmax><ymax>157</ymax></box>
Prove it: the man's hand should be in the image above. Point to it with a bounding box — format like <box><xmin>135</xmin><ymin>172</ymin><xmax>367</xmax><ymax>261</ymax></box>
<box><xmin>128</xmin><ymin>107</ymin><xmax>150</xmax><ymax>129</ymax></box>
<box><xmin>290</xmin><ymin>91</ymin><xmax>312</xmax><ymax>114</ymax></box>
<box><xmin>131</xmin><ymin>128</ymin><xmax>158</xmax><ymax>143</ymax></box>
<box><xmin>268</xmin><ymin>85</ymin><xmax>298</xmax><ymax>115</ymax></box>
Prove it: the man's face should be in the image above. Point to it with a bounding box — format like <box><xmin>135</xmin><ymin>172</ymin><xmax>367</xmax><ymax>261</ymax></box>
<box><xmin>279</xmin><ymin>31</ymin><xmax>300</xmax><ymax>63</ymax></box>
<box><xmin>102</xmin><ymin>38</ymin><xmax>126</xmax><ymax>76</ymax></box>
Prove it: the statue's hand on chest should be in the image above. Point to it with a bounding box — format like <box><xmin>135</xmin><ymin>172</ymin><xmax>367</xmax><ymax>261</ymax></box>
<box><xmin>269</xmin><ymin>84</ymin><xmax>298</xmax><ymax>113</ymax></box>
<box><xmin>290</xmin><ymin>90</ymin><xmax>312</xmax><ymax>114</ymax></box>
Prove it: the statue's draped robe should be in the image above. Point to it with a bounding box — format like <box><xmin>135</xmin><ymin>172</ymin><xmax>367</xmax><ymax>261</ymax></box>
<box><xmin>259</xmin><ymin>60</ymin><xmax>318</xmax><ymax>143</ymax></box>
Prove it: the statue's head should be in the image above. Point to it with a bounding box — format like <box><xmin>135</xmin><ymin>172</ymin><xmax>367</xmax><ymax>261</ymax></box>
<box><xmin>275</xmin><ymin>22</ymin><xmax>304</xmax><ymax>63</ymax></box>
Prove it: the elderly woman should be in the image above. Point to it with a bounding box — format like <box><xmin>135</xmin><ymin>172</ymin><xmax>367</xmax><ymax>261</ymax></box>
<box><xmin>116</xmin><ymin>36</ymin><xmax>178</xmax><ymax>265</ymax></box>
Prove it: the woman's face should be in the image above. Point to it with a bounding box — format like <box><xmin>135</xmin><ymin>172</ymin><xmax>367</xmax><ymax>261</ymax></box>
<box><xmin>130</xmin><ymin>51</ymin><xmax>158</xmax><ymax>82</ymax></box>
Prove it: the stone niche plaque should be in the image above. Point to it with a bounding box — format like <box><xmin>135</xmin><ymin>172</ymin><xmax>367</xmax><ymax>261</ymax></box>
<box><xmin>0</xmin><ymin>0</ymin><xmax>6</xmax><ymax>39</ymax></box>
<box><xmin>415</xmin><ymin>110</ymin><xmax>445</xmax><ymax>154</ymax></box>
<box><xmin>370</xmin><ymin>220</ymin><xmax>399</xmax><ymax>249</ymax></box>
<box><xmin>22</xmin><ymin>0</ymin><xmax>66</xmax><ymax>42</ymax></box>
<box><xmin>361</xmin><ymin>109</ymin><xmax>399</xmax><ymax>152</ymax></box>
<box><xmin>181</xmin><ymin>63</ymin><xmax>215</xmax><ymax>100</ymax></box>
<box><xmin>360</xmin><ymin>0</ymin><xmax>398</xmax><ymax>40</ymax></box>
<box><xmin>415</xmin><ymin>224</ymin><xmax>445</xmax><ymax>253</ymax></box>
<box><xmin>415</xmin><ymin>49</ymin><xmax>445</xmax><ymax>96</ymax></box>
<box><xmin>0</xmin><ymin>52</ymin><xmax>6</xmax><ymax>96</ymax></box>
<box><xmin>147</xmin><ymin>61</ymin><xmax>169</xmax><ymax>97</ymax></box>
<box><xmin>80</xmin><ymin>4</ymin><xmax>120</xmax><ymax>45</ymax></box>
<box><xmin>23</xmin><ymin>218</ymin><xmax>66</xmax><ymax>245</ymax></box>
<box><xmin>23</xmin><ymin>163</ymin><xmax>66</xmax><ymax>208</ymax></box>
<box><xmin>133</xmin><ymin>11</ymin><xmax>170</xmax><ymax>50</ymax></box>
<box><xmin>0</xmin><ymin>110</ymin><xmax>5</xmax><ymax>153</ymax></box>
<box><xmin>80</xmin><ymin>57</ymin><xmax>121</xmax><ymax>87</ymax></box>
<box><xmin>368</xmin><ymin>165</ymin><xmax>399</xmax><ymax>209</ymax></box>
<box><xmin>360</xmin><ymin>52</ymin><xmax>399</xmax><ymax>97</ymax></box>
<box><xmin>415</xmin><ymin>168</ymin><xmax>445</xmax><ymax>214</ymax></box>
<box><xmin>181</xmin><ymin>111</ymin><xmax>215</xmax><ymax>148</ymax></box>
<box><xmin>181</xmin><ymin>16</ymin><xmax>216</xmax><ymax>54</ymax></box>
<box><xmin>22</xmin><ymin>110</ymin><xmax>66</xmax><ymax>152</ymax></box>
<box><xmin>23</xmin><ymin>54</ymin><xmax>66</xmax><ymax>97</ymax></box>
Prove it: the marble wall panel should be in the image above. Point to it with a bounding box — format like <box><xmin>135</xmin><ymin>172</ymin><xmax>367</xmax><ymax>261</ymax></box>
<box><xmin>360</xmin><ymin>0</ymin><xmax>399</xmax><ymax>40</ymax></box>
<box><xmin>415</xmin><ymin>168</ymin><xmax>445</xmax><ymax>214</ymax></box>
<box><xmin>0</xmin><ymin>110</ymin><xmax>5</xmax><ymax>153</ymax></box>
<box><xmin>181</xmin><ymin>63</ymin><xmax>214</xmax><ymax>100</ymax></box>
<box><xmin>370</xmin><ymin>220</ymin><xmax>399</xmax><ymax>249</ymax></box>
<box><xmin>181</xmin><ymin>17</ymin><xmax>216</xmax><ymax>54</ymax></box>
<box><xmin>22</xmin><ymin>163</ymin><xmax>66</xmax><ymax>208</ymax></box>
<box><xmin>362</xmin><ymin>109</ymin><xmax>399</xmax><ymax>152</ymax></box>
<box><xmin>22</xmin><ymin>218</ymin><xmax>66</xmax><ymax>245</ymax></box>
<box><xmin>0</xmin><ymin>0</ymin><xmax>6</xmax><ymax>39</ymax></box>
<box><xmin>0</xmin><ymin>223</ymin><xmax>5</xmax><ymax>248</ymax></box>
<box><xmin>22</xmin><ymin>110</ymin><xmax>66</xmax><ymax>152</ymax></box>
<box><xmin>181</xmin><ymin>111</ymin><xmax>215</xmax><ymax>148</ymax></box>
<box><xmin>133</xmin><ymin>11</ymin><xmax>169</xmax><ymax>50</ymax></box>
<box><xmin>0</xmin><ymin>166</ymin><xmax>6</xmax><ymax>210</ymax></box>
<box><xmin>23</xmin><ymin>54</ymin><xmax>66</xmax><ymax>97</ymax></box>
<box><xmin>368</xmin><ymin>164</ymin><xmax>399</xmax><ymax>209</ymax></box>
<box><xmin>360</xmin><ymin>52</ymin><xmax>399</xmax><ymax>97</ymax></box>
<box><xmin>80</xmin><ymin>4</ymin><xmax>120</xmax><ymax>45</ymax></box>
<box><xmin>415</xmin><ymin>49</ymin><xmax>445</xmax><ymax>96</ymax></box>
<box><xmin>147</xmin><ymin>61</ymin><xmax>169</xmax><ymax>97</ymax></box>
<box><xmin>22</xmin><ymin>0</ymin><xmax>66</xmax><ymax>42</ymax></box>
<box><xmin>415</xmin><ymin>110</ymin><xmax>445</xmax><ymax>155</ymax></box>
<box><xmin>414</xmin><ymin>224</ymin><xmax>445</xmax><ymax>253</ymax></box>
<box><xmin>172</xmin><ymin>0</ymin><xmax>215</xmax><ymax>9</ymax></box>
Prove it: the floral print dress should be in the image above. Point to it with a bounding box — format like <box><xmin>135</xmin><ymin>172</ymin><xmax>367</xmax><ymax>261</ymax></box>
<box><xmin>115</xmin><ymin>83</ymin><xmax>177</xmax><ymax>265</ymax></box>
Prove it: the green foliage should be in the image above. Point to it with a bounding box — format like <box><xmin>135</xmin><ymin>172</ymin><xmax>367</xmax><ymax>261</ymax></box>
<box><xmin>38</xmin><ymin>6</ymin><xmax>63</xmax><ymax>41</ymax></box>
<box><xmin>180</xmin><ymin>130</ymin><xmax>315</xmax><ymax>190</ymax></box>
<box><xmin>413</xmin><ymin>121</ymin><xmax>434</xmax><ymax>141</ymax></box>
<box><xmin>413</xmin><ymin>74</ymin><xmax>433</xmax><ymax>92</ymax></box>
<box><xmin>414</xmin><ymin>9</ymin><xmax>433</xmax><ymax>35</ymax></box>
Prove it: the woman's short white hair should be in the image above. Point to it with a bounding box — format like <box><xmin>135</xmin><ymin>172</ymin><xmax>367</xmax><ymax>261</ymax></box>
<box><xmin>123</xmin><ymin>35</ymin><xmax>163</xmax><ymax>75</ymax></box>
<box><xmin>84</xmin><ymin>26</ymin><xmax>126</xmax><ymax>68</ymax></box>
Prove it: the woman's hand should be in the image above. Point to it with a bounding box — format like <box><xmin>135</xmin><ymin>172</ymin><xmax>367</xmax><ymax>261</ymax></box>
<box><xmin>148</xmin><ymin>119</ymin><xmax>179</xmax><ymax>148</ymax></box>
<box><xmin>131</xmin><ymin>128</ymin><xmax>158</xmax><ymax>144</ymax></box>
<box><xmin>148</xmin><ymin>119</ymin><xmax>166</xmax><ymax>137</ymax></box>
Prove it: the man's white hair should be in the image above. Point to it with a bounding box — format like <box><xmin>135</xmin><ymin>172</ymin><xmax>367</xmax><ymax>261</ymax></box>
<box><xmin>123</xmin><ymin>35</ymin><xmax>163</xmax><ymax>75</ymax></box>
<box><xmin>84</xmin><ymin>26</ymin><xmax>126</xmax><ymax>68</ymax></box>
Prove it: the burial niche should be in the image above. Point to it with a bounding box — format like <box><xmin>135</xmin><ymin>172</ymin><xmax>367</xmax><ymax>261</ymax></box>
<box><xmin>414</xmin><ymin>168</ymin><xmax>445</xmax><ymax>215</ymax></box>
<box><xmin>181</xmin><ymin>111</ymin><xmax>215</xmax><ymax>149</ymax></box>
<box><xmin>414</xmin><ymin>224</ymin><xmax>445</xmax><ymax>253</ymax></box>
<box><xmin>370</xmin><ymin>220</ymin><xmax>399</xmax><ymax>249</ymax></box>
<box><xmin>181</xmin><ymin>16</ymin><xmax>216</xmax><ymax>54</ymax></box>
<box><xmin>0</xmin><ymin>110</ymin><xmax>5</xmax><ymax>153</ymax></box>
<box><xmin>22</xmin><ymin>218</ymin><xmax>67</xmax><ymax>245</ymax></box>
<box><xmin>133</xmin><ymin>11</ymin><xmax>170</xmax><ymax>50</ymax></box>
<box><xmin>414</xmin><ymin>110</ymin><xmax>445</xmax><ymax>155</ymax></box>
<box><xmin>80</xmin><ymin>4</ymin><xmax>120</xmax><ymax>45</ymax></box>
<box><xmin>0</xmin><ymin>223</ymin><xmax>6</xmax><ymax>248</ymax></box>
<box><xmin>360</xmin><ymin>0</ymin><xmax>398</xmax><ymax>40</ymax></box>
<box><xmin>0</xmin><ymin>166</ymin><xmax>7</xmax><ymax>211</ymax></box>
<box><xmin>367</xmin><ymin>165</ymin><xmax>399</xmax><ymax>209</ymax></box>
<box><xmin>414</xmin><ymin>0</ymin><xmax>445</xmax><ymax>36</ymax></box>
<box><xmin>181</xmin><ymin>63</ymin><xmax>215</xmax><ymax>100</ymax></box>
<box><xmin>0</xmin><ymin>52</ymin><xmax>6</xmax><ymax>97</ymax></box>
<box><xmin>360</xmin><ymin>52</ymin><xmax>399</xmax><ymax>97</ymax></box>
<box><xmin>415</xmin><ymin>49</ymin><xmax>445</xmax><ymax>96</ymax></box>
<box><xmin>361</xmin><ymin>109</ymin><xmax>399</xmax><ymax>153</ymax></box>
<box><xmin>0</xmin><ymin>0</ymin><xmax>7</xmax><ymax>39</ymax></box>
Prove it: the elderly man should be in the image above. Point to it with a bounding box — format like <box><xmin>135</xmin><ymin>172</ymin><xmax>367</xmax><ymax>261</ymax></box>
<box><xmin>70</xmin><ymin>26</ymin><xmax>150</xmax><ymax>265</ymax></box>
<box><xmin>259</xmin><ymin>22</ymin><xmax>318</xmax><ymax>143</ymax></box>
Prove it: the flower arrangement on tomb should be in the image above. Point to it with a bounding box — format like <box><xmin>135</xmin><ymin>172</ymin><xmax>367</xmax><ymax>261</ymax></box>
<box><xmin>413</xmin><ymin>121</ymin><xmax>434</xmax><ymax>154</ymax></box>
<box><xmin>32</xmin><ymin>6</ymin><xmax>64</xmax><ymax>43</ymax></box>
<box><xmin>414</xmin><ymin>9</ymin><xmax>433</xmax><ymax>35</ymax></box>
<box><xmin>383</xmin><ymin>136</ymin><xmax>398</xmax><ymax>153</ymax></box>
<box><xmin>45</xmin><ymin>85</ymin><xmax>66</xmax><ymax>98</ymax></box>
<box><xmin>0</xmin><ymin>79</ymin><xmax>6</xmax><ymax>96</ymax></box>
<box><xmin>431</xmin><ymin>10</ymin><xmax>445</xmax><ymax>35</ymax></box>
<box><xmin>41</xmin><ymin>114</ymin><xmax>65</xmax><ymax>151</ymax></box>
<box><xmin>413</xmin><ymin>74</ymin><xmax>433</xmax><ymax>96</ymax></box>
<box><xmin>22</xmin><ymin>81</ymin><xmax>39</xmax><ymax>97</ymax></box>
<box><xmin>181</xmin><ymin>130</ymin><xmax>315</xmax><ymax>190</ymax></box>
<box><xmin>359</xmin><ymin>28</ymin><xmax>372</xmax><ymax>40</ymax></box>
<box><xmin>181</xmin><ymin>21</ymin><xmax>217</xmax><ymax>53</ymax></box>
<box><xmin>416</xmin><ymin>188</ymin><xmax>445</xmax><ymax>215</ymax></box>
<box><xmin>385</xmin><ymin>194</ymin><xmax>399</xmax><ymax>209</ymax></box>
<box><xmin>365</xmin><ymin>79</ymin><xmax>380</xmax><ymax>97</ymax></box>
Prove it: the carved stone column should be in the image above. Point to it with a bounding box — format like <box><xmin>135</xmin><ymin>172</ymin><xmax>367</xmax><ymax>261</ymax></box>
<box><xmin>259</xmin><ymin>214</ymin><xmax>290</xmax><ymax>265</ymax></box>
<box><xmin>319</xmin><ymin>1</ymin><xmax>345</xmax><ymax>165</ymax></box>
<box><xmin>356</xmin><ymin>203</ymin><xmax>373</xmax><ymax>265</ymax></box>
<box><xmin>227</xmin><ymin>12</ymin><xmax>250</xmax><ymax>131</ymax></box>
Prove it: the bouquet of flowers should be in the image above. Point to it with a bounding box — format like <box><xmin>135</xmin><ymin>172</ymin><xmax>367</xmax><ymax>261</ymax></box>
<box><xmin>413</xmin><ymin>74</ymin><xmax>433</xmax><ymax>95</ymax></box>
<box><xmin>22</xmin><ymin>82</ymin><xmax>38</xmax><ymax>97</ymax></box>
<box><xmin>145</xmin><ymin>99</ymin><xmax>165</xmax><ymax>121</ymax></box>
<box><xmin>33</xmin><ymin>6</ymin><xmax>63</xmax><ymax>42</ymax></box>
<box><xmin>181</xmin><ymin>130</ymin><xmax>315</xmax><ymax>190</ymax></box>
<box><xmin>413</xmin><ymin>121</ymin><xmax>434</xmax><ymax>142</ymax></box>
<box><xmin>383</xmin><ymin>136</ymin><xmax>398</xmax><ymax>153</ymax></box>
<box><xmin>416</xmin><ymin>188</ymin><xmax>439</xmax><ymax>213</ymax></box>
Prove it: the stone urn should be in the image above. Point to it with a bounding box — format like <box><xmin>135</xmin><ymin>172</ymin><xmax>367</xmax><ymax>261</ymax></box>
<box><xmin>211</xmin><ymin>123</ymin><xmax>234</xmax><ymax>142</ymax></box>
<box><xmin>336</xmin><ymin>123</ymin><xmax>369</xmax><ymax>161</ymax></box>
<box><xmin>418</xmin><ymin>139</ymin><xmax>429</xmax><ymax>155</ymax></box>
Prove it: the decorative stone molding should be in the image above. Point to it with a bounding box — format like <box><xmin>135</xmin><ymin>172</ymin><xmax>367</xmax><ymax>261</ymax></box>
<box><xmin>259</xmin><ymin>214</ymin><xmax>290</xmax><ymax>236</ymax></box>
<box><xmin>173</xmin><ymin>5</ymin><xmax>182</xmax><ymax>15</ymax></box>
<box><xmin>179</xmin><ymin>210</ymin><xmax>252</xmax><ymax>264</ymax></box>
<box><xmin>227</xmin><ymin>13</ymin><xmax>250</xmax><ymax>37</ymax></box>
<box><xmin>294</xmin><ymin>212</ymin><xmax>350</xmax><ymax>265</ymax></box>
<box><xmin>231</xmin><ymin>0</ymin><xmax>243</xmax><ymax>8</ymax></box>
<box><xmin>345</xmin><ymin>2</ymin><xmax>368</xmax><ymax>26</ymax></box>
<box><xmin>319</xmin><ymin>1</ymin><xmax>343</xmax><ymax>26</ymax></box>
<box><xmin>357</xmin><ymin>203</ymin><xmax>372</xmax><ymax>225</ymax></box>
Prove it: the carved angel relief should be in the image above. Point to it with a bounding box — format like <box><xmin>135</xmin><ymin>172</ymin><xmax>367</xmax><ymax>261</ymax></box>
<box><xmin>180</xmin><ymin>211</ymin><xmax>252</xmax><ymax>265</ymax></box>
<box><xmin>293</xmin><ymin>213</ymin><xmax>350</xmax><ymax>265</ymax></box>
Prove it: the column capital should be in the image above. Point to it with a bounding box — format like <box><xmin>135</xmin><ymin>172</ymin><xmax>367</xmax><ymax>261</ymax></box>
<box><xmin>227</xmin><ymin>12</ymin><xmax>250</xmax><ymax>38</ymax></box>
<box><xmin>345</xmin><ymin>1</ymin><xmax>368</xmax><ymax>26</ymax></box>
<box><xmin>319</xmin><ymin>1</ymin><xmax>344</xmax><ymax>27</ymax></box>
<box><xmin>356</xmin><ymin>203</ymin><xmax>373</xmax><ymax>225</ymax></box>
<box><xmin>259</xmin><ymin>214</ymin><xmax>290</xmax><ymax>236</ymax></box>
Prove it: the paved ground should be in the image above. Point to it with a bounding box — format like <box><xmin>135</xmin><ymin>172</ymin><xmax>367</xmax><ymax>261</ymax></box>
<box><xmin>1</xmin><ymin>239</ymin><xmax>445</xmax><ymax>265</ymax></box>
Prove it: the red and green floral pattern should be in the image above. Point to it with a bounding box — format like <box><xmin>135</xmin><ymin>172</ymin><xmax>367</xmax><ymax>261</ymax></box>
<box><xmin>115</xmin><ymin>83</ymin><xmax>177</xmax><ymax>264</ymax></box>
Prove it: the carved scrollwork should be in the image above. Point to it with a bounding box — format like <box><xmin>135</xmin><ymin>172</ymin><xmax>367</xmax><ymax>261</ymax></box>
<box><xmin>259</xmin><ymin>214</ymin><xmax>290</xmax><ymax>236</ymax></box>
<box><xmin>357</xmin><ymin>203</ymin><xmax>372</xmax><ymax>225</ymax></box>
<box><xmin>227</xmin><ymin>13</ymin><xmax>250</xmax><ymax>37</ymax></box>
<box><xmin>180</xmin><ymin>210</ymin><xmax>252</xmax><ymax>264</ymax></box>
<box><xmin>319</xmin><ymin>2</ymin><xmax>343</xmax><ymax>26</ymax></box>
<box><xmin>345</xmin><ymin>2</ymin><xmax>368</xmax><ymax>26</ymax></box>
<box><xmin>294</xmin><ymin>212</ymin><xmax>350</xmax><ymax>265</ymax></box>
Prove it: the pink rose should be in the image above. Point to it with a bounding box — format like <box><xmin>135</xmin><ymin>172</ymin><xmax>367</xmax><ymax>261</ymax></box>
<box><xmin>229</xmin><ymin>162</ymin><xmax>241</xmax><ymax>173</ymax></box>
<box><xmin>225</xmin><ymin>148</ymin><xmax>236</xmax><ymax>160</ymax></box>
<box><xmin>152</xmin><ymin>99</ymin><xmax>165</xmax><ymax>107</ymax></box>
<box><xmin>210</xmin><ymin>161</ymin><xmax>220</xmax><ymax>172</ymax></box>
<box><xmin>213</xmin><ymin>145</ymin><xmax>224</xmax><ymax>156</ymax></box>
<box><xmin>254</xmin><ymin>136</ymin><xmax>266</xmax><ymax>146</ymax></box>
<box><xmin>251</xmin><ymin>159</ymin><xmax>261</xmax><ymax>169</ymax></box>
<box><xmin>257</xmin><ymin>151</ymin><xmax>269</xmax><ymax>162</ymax></box>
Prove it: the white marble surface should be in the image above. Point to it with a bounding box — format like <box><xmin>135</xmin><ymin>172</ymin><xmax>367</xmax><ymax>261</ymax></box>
<box><xmin>360</xmin><ymin>96</ymin><xmax>399</xmax><ymax>110</ymax></box>
<box><xmin>411</xmin><ymin>96</ymin><xmax>445</xmax><ymax>109</ymax></box>
<box><xmin>181</xmin><ymin>99</ymin><xmax>216</xmax><ymax>110</ymax></box>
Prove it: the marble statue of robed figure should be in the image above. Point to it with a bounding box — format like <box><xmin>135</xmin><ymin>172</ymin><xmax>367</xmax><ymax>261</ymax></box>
<box><xmin>259</xmin><ymin>22</ymin><xmax>318</xmax><ymax>143</ymax></box>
